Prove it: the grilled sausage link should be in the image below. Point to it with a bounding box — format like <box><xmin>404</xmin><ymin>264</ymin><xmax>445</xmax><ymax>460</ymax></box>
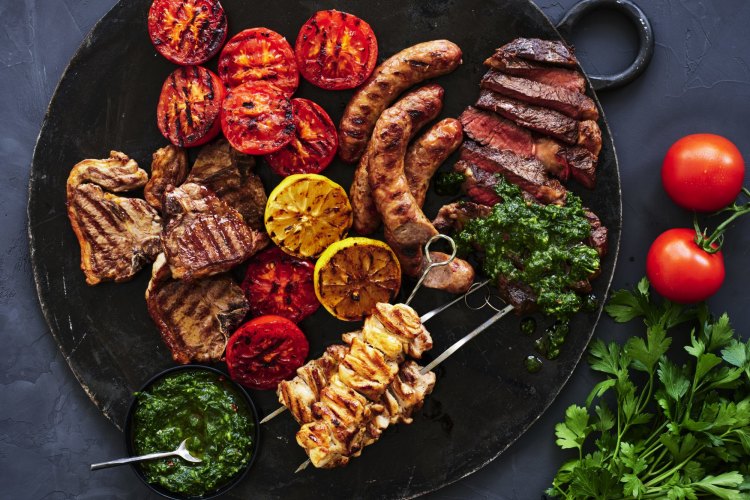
<box><xmin>350</xmin><ymin>85</ymin><xmax>444</xmax><ymax>235</ymax></box>
<box><xmin>405</xmin><ymin>118</ymin><xmax>463</xmax><ymax>208</ymax></box>
<box><xmin>338</xmin><ymin>40</ymin><xmax>462</xmax><ymax>164</ymax></box>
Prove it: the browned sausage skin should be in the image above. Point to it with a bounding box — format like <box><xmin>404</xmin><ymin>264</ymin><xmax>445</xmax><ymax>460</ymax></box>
<box><xmin>422</xmin><ymin>252</ymin><xmax>475</xmax><ymax>294</ymax></box>
<box><xmin>405</xmin><ymin>118</ymin><xmax>463</xmax><ymax>208</ymax></box>
<box><xmin>338</xmin><ymin>40</ymin><xmax>463</xmax><ymax>164</ymax></box>
<box><xmin>350</xmin><ymin>85</ymin><xmax>444</xmax><ymax>235</ymax></box>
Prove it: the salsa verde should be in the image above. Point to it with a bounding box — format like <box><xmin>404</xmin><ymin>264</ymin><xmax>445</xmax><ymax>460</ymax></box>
<box><xmin>132</xmin><ymin>369</ymin><xmax>255</xmax><ymax>497</ymax></box>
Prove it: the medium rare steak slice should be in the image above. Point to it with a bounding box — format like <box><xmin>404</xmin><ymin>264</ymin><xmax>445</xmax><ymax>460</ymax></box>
<box><xmin>493</xmin><ymin>38</ymin><xmax>578</xmax><ymax>67</ymax></box>
<box><xmin>484</xmin><ymin>55</ymin><xmax>585</xmax><ymax>93</ymax></box>
<box><xmin>146</xmin><ymin>253</ymin><xmax>249</xmax><ymax>364</ymax></box>
<box><xmin>497</xmin><ymin>275</ymin><xmax>538</xmax><ymax>315</ymax></box>
<box><xmin>162</xmin><ymin>182</ymin><xmax>267</xmax><ymax>281</ymax></box>
<box><xmin>585</xmin><ymin>209</ymin><xmax>608</xmax><ymax>257</ymax></box>
<box><xmin>481</xmin><ymin>70</ymin><xmax>598</xmax><ymax>120</ymax></box>
<box><xmin>475</xmin><ymin>91</ymin><xmax>602</xmax><ymax>155</ymax></box>
<box><xmin>534</xmin><ymin>137</ymin><xmax>597</xmax><ymax>188</ymax></box>
<box><xmin>187</xmin><ymin>138</ymin><xmax>267</xmax><ymax>231</ymax></box>
<box><xmin>66</xmin><ymin>151</ymin><xmax>161</xmax><ymax>286</ymax></box>
<box><xmin>460</xmin><ymin>141</ymin><xmax>567</xmax><ymax>205</ymax></box>
<box><xmin>476</xmin><ymin>90</ymin><xmax>578</xmax><ymax>144</ymax></box>
<box><xmin>454</xmin><ymin>160</ymin><xmax>502</xmax><ymax>206</ymax></box>
<box><xmin>144</xmin><ymin>145</ymin><xmax>188</xmax><ymax>212</ymax></box>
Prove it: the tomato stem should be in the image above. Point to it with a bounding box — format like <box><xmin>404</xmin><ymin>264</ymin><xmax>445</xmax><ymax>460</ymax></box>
<box><xmin>694</xmin><ymin>188</ymin><xmax>750</xmax><ymax>253</ymax></box>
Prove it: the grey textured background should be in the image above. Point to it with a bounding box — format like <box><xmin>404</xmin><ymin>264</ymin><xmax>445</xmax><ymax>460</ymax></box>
<box><xmin>3</xmin><ymin>0</ymin><xmax>750</xmax><ymax>498</ymax></box>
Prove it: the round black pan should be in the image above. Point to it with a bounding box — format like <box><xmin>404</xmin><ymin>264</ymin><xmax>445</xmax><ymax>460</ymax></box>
<box><xmin>27</xmin><ymin>0</ymin><xmax>647</xmax><ymax>497</ymax></box>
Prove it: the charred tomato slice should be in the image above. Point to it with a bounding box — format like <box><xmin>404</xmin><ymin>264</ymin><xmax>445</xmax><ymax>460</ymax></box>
<box><xmin>265</xmin><ymin>98</ymin><xmax>338</xmax><ymax>176</ymax></box>
<box><xmin>218</xmin><ymin>28</ymin><xmax>299</xmax><ymax>96</ymax></box>
<box><xmin>226</xmin><ymin>315</ymin><xmax>309</xmax><ymax>390</ymax></box>
<box><xmin>241</xmin><ymin>246</ymin><xmax>320</xmax><ymax>323</ymax></box>
<box><xmin>221</xmin><ymin>81</ymin><xmax>295</xmax><ymax>155</ymax></box>
<box><xmin>156</xmin><ymin>65</ymin><xmax>226</xmax><ymax>148</ymax></box>
<box><xmin>148</xmin><ymin>0</ymin><xmax>228</xmax><ymax>65</ymax></box>
<box><xmin>295</xmin><ymin>10</ymin><xmax>378</xmax><ymax>90</ymax></box>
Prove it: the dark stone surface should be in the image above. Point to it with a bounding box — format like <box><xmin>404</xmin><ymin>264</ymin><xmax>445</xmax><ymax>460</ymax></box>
<box><xmin>2</xmin><ymin>0</ymin><xmax>749</xmax><ymax>498</ymax></box>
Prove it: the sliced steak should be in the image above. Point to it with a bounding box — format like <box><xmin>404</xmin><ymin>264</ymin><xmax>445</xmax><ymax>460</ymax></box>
<box><xmin>535</xmin><ymin>137</ymin><xmax>597</xmax><ymax>188</ymax></box>
<box><xmin>187</xmin><ymin>138</ymin><xmax>267</xmax><ymax>230</ymax></box>
<box><xmin>584</xmin><ymin>209</ymin><xmax>608</xmax><ymax>257</ymax></box>
<box><xmin>162</xmin><ymin>182</ymin><xmax>267</xmax><ymax>281</ymax></box>
<box><xmin>66</xmin><ymin>151</ymin><xmax>161</xmax><ymax>286</ymax></box>
<box><xmin>484</xmin><ymin>55</ymin><xmax>585</xmax><ymax>92</ymax></box>
<box><xmin>146</xmin><ymin>253</ymin><xmax>249</xmax><ymax>364</ymax></box>
<box><xmin>460</xmin><ymin>141</ymin><xmax>567</xmax><ymax>205</ymax></box>
<box><xmin>454</xmin><ymin>160</ymin><xmax>502</xmax><ymax>206</ymax></box>
<box><xmin>481</xmin><ymin>70</ymin><xmax>598</xmax><ymax>120</ymax></box>
<box><xmin>578</xmin><ymin>120</ymin><xmax>602</xmax><ymax>156</ymax></box>
<box><xmin>497</xmin><ymin>275</ymin><xmax>538</xmax><ymax>315</ymax></box>
<box><xmin>476</xmin><ymin>90</ymin><xmax>578</xmax><ymax>144</ymax></box>
<box><xmin>493</xmin><ymin>38</ymin><xmax>578</xmax><ymax>67</ymax></box>
<box><xmin>432</xmin><ymin>201</ymin><xmax>492</xmax><ymax>234</ymax></box>
<box><xmin>144</xmin><ymin>145</ymin><xmax>188</xmax><ymax>212</ymax></box>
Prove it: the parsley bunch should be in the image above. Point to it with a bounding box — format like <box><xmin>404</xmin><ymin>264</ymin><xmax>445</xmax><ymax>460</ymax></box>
<box><xmin>548</xmin><ymin>278</ymin><xmax>750</xmax><ymax>499</ymax></box>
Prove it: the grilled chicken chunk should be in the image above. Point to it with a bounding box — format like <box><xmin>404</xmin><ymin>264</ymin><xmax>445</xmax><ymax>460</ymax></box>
<box><xmin>162</xmin><ymin>182</ymin><xmax>267</xmax><ymax>281</ymax></box>
<box><xmin>187</xmin><ymin>138</ymin><xmax>267</xmax><ymax>230</ymax></box>
<box><xmin>146</xmin><ymin>253</ymin><xmax>249</xmax><ymax>364</ymax></box>
<box><xmin>66</xmin><ymin>151</ymin><xmax>161</xmax><ymax>286</ymax></box>
<box><xmin>144</xmin><ymin>145</ymin><xmax>188</xmax><ymax>212</ymax></box>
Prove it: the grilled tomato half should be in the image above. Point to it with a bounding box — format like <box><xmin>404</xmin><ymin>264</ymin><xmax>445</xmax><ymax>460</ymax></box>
<box><xmin>265</xmin><ymin>98</ymin><xmax>338</xmax><ymax>176</ymax></box>
<box><xmin>295</xmin><ymin>10</ymin><xmax>378</xmax><ymax>90</ymax></box>
<box><xmin>218</xmin><ymin>28</ymin><xmax>299</xmax><ymax>96</ymax></box>
<box><xmin>226</xmin><ymin>315</ymin><xmax>309</xmax><ymax>390</ymax></box>
<box><xmin>156</xmin><ymin>65</ymin><xmax>226</xmax><ymax>148</ymax></box>
<box><xmin>220</xmin><ymin>81</ymin><xmax>295</xmax><ymax>155</ymax></box>
<box><xmin>148</xmin><ymin>0</ymin><xmax>228</xmax><ymax>65</ymax></box>
<box><xmin>241</xmin><ymin>246</ymin><xmax>319</xmax><ymax>323</ymax></box>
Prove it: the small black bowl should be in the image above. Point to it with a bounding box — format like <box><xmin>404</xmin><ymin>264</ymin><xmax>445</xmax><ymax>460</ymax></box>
<box><xmin>123</xmin><ymin>365</ymin><xmax>261</xmax><ymax>500</ymax></box>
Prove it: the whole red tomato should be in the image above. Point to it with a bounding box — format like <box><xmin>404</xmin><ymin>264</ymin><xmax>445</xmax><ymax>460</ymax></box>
<box><xmin>646</xmin><ymin>228</ymin><xmax>725</xmax><ymax>303</ymax></box>
<box><xmin>662</xmin><ymin>134</ymin><xmax>745</xmax><ymax>212</ymax></box>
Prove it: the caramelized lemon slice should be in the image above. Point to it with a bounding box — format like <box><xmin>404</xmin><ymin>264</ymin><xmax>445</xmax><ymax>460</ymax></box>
<box><xmin>314</xmin><ymin>237</ymin><xmax>402</xmax><ymax>321</ymax></box>
<box><xmin>264</xmin><ymin>174</ymin><xmax>352</xmax><ymax>258</ymax></box>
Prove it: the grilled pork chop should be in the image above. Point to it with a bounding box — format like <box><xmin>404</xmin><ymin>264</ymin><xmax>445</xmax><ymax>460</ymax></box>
<box><xmin>144</xmin><ymin>145</ymin><xmax>188</xmax><ymax>212</ymax></box>
<box><xmin>187</xmin><ymin>138</ymin><xmax>267</xmax><ymax>231</ymax></box>
<box><xmin>66</xmin><ymin>151</ymin><xmax>161</xmax><ymax>286</ymax></box>
<box><xmin>146</xmin><ymin>253</ymin><xmax>249</xmax><ymax>364</ymax></box>
<box><xmin>162</xmin><ymin>182</ymin><xmax>267</xmax><ymax>281</ymax></box>
<box><xmin>481</xmin><ymin>70</ymin><xmax>599</xmax><ymax>121</ymax></box>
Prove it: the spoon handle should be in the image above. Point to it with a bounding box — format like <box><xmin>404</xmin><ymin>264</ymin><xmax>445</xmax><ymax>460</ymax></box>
<box><xmin>91</xmin><ymin>451</ymin><xmax>176</xmax><ymax>470</ymax></box>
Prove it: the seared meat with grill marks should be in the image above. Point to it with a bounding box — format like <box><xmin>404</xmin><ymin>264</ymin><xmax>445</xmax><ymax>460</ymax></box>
<box><xmin>432</xmin><ymin>201</ymin><xmax>491</xmax><ymax>234</ymax></box>
<box><xmin>493</xmin><ymin>38</ymin><xmax>578</xmax><ymax>67</ymax></box>
<box><xmin>578</xmin><ymin>119</ymin><xmax>602</xmax><ymax>157</ymax></box>
<box><xmin>585</xmin><ymin>209</ymin><xmax>609</xmax><ymax>257</ymax></box>
<box><xmin>484</xmin><ymin>55</ymin><xmax>585</xmax><ymax>92</ymax></box>
<box><xmin>146</xmin><ymin>253</ymin><xmax>249</xmax><ymax>364</ymax></box>
<box><xmin>421</xmin><ymin>251</ymin><xmax>476</xmax><ymax>294</ymax></box>
<box><xmin>454</xmin><ymin>160</ymin><xmax>502</xmax><ymax>206</ymax></box>
<box><xmin>497</xmin><ymin>275</ymin><xmax>538</xmax><ymax>314</ymax></box>
<box><xmin>481</xmin><ymin>70</ymin><xmax>598</xmax><ymax>120</ymax></box>
<box><xmin>162</xmin><ymin>183</ymin><xmax>267</xmax><ymax>281</ymax></box>
<box><xmin>187</xmin><ymin>138</ymin><xmax>267</xmax><ymax>231</ymax></box>
<box><xmin>144</xmin><ymin>145</ymin><xmax>188</xmax><ymax>212</ymax></box>
<box><xmin>460</xmin><ymin>141</ymin><xmax>567</xmax><ymax>205</ymax></box>
<box><xmin>66</xmin><ymin>151</ymin><xmax>161</xmax><ymax>286</ymax></box>
<box><xmin>476</xmin><ymin>90</ymin><xmax>579</xmax><ymax>144</ymax></box>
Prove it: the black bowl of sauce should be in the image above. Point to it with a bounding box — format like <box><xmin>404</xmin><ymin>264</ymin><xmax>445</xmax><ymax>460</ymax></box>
<box><xmin>124</xmin><ymin>365</ymin><xmax>260</xmax><ymax>499</ymax></box>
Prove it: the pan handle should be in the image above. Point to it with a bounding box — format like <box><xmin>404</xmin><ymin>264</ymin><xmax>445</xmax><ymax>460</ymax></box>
<box><xmin>556</xmin><ymin>0</ymin><xmax>654</xmax><ymax>91</ymax></box>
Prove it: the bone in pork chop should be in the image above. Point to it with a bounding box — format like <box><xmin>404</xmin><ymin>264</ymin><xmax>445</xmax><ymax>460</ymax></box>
<box><xmin>146</xmin><ymin>253</ymin><xmax>249</xmax><ymax>364</ymax></box>
<box><xmin>162</xmin><ymin>182</ymin><xmax>267</xmax><ymax>281</ymax></box>
<box><xmin>66</xmin><ymin>151</ymin><xmax>162</xmax><ymax>286</ymax></box>
<box><xmin>144</xmin><ymin>145</ymin><xmax>188</xmax><ymax>212</ymax></box>
<box><xmin>187</xmin><ymin>138</ymin><xmax>267</xmax><ymax>231</ymax></box>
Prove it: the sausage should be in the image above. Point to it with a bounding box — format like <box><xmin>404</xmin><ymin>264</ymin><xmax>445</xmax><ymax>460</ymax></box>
<box><xmin>368</xmin><ymin>105</ymin><xmax>438</xmax><ymax>251</ymax></box>
<box><xmin>422</xmin><ymin>252</ymin><xmax>475</xmax><ymax>294</ymax></box>
<box><xmin>338</xmin><ymin>40</ymin><xmax>463</xmax><ymax>164</ymax></box>
<box><xmin>405</xmin><ymin>118</ymin><xmax>463</xmax><ymax>208</ymax></box>
<box><xmin>350</xmin><ymin>85</ymin><xmax>444</xmax><ymax>235</ymax></box>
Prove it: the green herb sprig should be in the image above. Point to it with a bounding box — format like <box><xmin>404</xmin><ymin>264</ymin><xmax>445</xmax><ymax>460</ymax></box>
<box><xmin>547</xmin><ymin>278</ymin><xmax>750</xmax><ymax>499</ymax></box>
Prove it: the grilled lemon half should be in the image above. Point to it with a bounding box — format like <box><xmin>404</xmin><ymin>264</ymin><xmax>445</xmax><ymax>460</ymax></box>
<box><xmin>264</xmin><ymin>174</ymin><xmax>352</xmax><ymax>258</ymax></box>
<box><xmin>314</xmin><ymin>237</ymin><xmax>402</xmax><ymax>321</ymax></box>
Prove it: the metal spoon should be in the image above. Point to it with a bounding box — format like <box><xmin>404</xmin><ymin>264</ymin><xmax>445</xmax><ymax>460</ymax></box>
<box><xmin>90</xmin><ymin>439</ymin><xmax>201</xmax><ymax>471</ymax></box>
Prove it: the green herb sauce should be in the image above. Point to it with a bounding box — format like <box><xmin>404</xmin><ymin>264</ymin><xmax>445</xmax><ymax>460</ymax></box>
<box><xmin>132</xmin><ymin>370</ymin><xmax>255</xmax><ymax>497</ymax></box>
<box><xmin>434</xmin><ymin>171</ymin><xmax>465</xmax><ymax>196</ymax></box>
<box><xmin>520</xmin><ymin>317</ymin><xmax>537</xmax><ymax>336</ymax></box>
<box><xmin>524</xmin><ymin>355</ymin><xmax>543</xmax><ymax>373</ymax></box>
<box><xmin>455</xmin><ymin>177</ymin><xmax>600</xmax><ymax>319</ymax></box>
